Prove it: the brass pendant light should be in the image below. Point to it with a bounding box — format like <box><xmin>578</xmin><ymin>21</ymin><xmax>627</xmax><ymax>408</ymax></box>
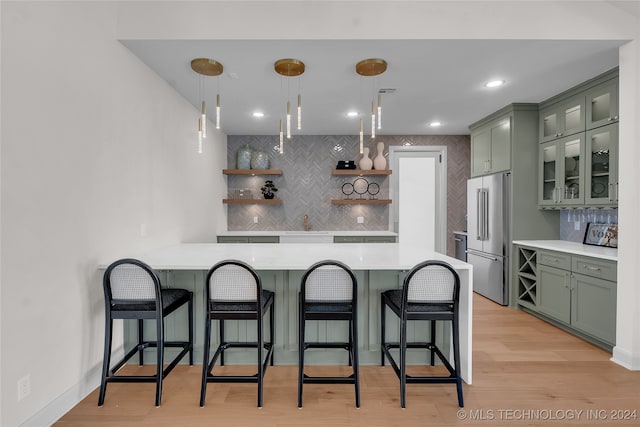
<box><xmin>274</xmin><ymin>59</ymin><xmax>305</xmax><ymax>146</ymax></box>
<box><xmin>191</xmin><ymin>58</ymin><xmax>224</xmax><ymax>153</ymax></box>
<box><xmin>356</xmin><ymin>58</ymin><xmax>387</xmax><ymax>153</ymax></box>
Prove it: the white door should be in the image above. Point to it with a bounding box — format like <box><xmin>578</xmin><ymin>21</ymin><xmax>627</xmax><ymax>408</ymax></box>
<box><xmin>390</xmin><ymin>146</ymin><xmax>447</xmax><ymax>253</ymax></box>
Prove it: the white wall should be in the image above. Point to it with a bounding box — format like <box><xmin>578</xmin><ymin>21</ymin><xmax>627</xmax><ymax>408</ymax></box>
<box><xmin>1</xmin><ymin>1</ymin><xmax>639</xmax><ymax>426</ymax></box>
<box><xmin>0</xmin><ymin>2</ymin><xmax>226</xmax><ymax>425</ymax></box>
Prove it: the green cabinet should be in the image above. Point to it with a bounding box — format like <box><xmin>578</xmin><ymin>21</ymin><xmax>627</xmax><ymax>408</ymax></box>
<box><xmin>538</xmin><ymin>134</ymin><xmax>585</xmax><ymax>208</ymax></box>
<box><xmin>539</xmin><ymin>94</ymin><xmax>585</xmax><ymax>143</ymax></box>
<box><xmin>333</xmin><ymin>235</ymin><xmax>397</xmax><ymax>243</ymax></box>
<box><xmin>586</xmin><ymin>79</ymin><xmax>619</xmax><ymax>130</ymax></box>
<box><xmin>217</xmin><ymin>236</ymin><xmax>280</xmax><ymax>243</ymax></box>
<box><xmin>470</xmin><ymin>116</ymin><xmax>511</xmax><ymax>177</ymax></box>
<box><xmin>515</xmin><ymin>245</ymin><xmax>617</xmax><ymax>348</ymax></box>
<box><xmin>538</xmin><ymin>265</ymin><xmax>571</xmax><ymax>324</ymax></box>
<box><xmin>537</xmin><ymin>68</ymin><xmax>619</xmax><ymax>209</ymax></box>
<box><xmin>571</xmin><ymin>273</ymin><xmax>616</xmax><ymax>344</ymax></box>
<box><xmin>585</xmin><ymin>123</ymin><xmax>618</xmax><ymax>206</ymax></box>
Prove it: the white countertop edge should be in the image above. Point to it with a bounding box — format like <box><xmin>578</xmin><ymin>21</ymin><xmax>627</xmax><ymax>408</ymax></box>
<box><xmin>99</xmin><ymin>243</ymin><xmax>471</xmax><ymax>271</ymax></box>
<box><xmin>217</xmin><ymin>230</ymin><xmax>398</xmax><ymax>237</ymax></box>
<box><xmin>512</xmin><ymin>240</ymin><xmax>618</xmax><ymax>262</ymax></box>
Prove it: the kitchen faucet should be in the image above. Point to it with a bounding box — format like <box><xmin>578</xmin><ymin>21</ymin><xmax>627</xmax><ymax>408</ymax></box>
<box><xmin>303</xmin><ymin>214</ymin><xmax>312</xmax><ymax>231</ymax></box>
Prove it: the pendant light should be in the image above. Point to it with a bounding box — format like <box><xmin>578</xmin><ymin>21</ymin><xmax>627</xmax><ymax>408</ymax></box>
<box><xmin>274</xmin><ymin>58</ymin><xmax>305</xmax><ymax>149</ymax></box>
<box><xmin>191</xmin><ymin>58</ymin><xmax>223</xmax><ymax>152</ymax></box>
<box><xmin>356</xmin><ymin>58</ymin><xmax>387</xmax><ymax>149</ymax></box>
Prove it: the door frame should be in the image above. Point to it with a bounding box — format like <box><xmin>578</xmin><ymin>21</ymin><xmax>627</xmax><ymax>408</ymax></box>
<box><xmin>389</xmin><ymin>145</ymin><xmax>448</xmax><ymax>253</ymax></box>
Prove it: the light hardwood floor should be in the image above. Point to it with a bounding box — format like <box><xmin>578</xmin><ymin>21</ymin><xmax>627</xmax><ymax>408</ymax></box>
<box><xmin>56</xmin><ymin>294</ymin><xmax>640</xmax><ymax>426</ymax></box>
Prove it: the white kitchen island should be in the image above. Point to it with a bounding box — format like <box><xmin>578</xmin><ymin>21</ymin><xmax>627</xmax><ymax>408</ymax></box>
<box><xmin>113</xmin><ymin>243</ymin><xmax>473</xmax><ymax>383</ymax></box>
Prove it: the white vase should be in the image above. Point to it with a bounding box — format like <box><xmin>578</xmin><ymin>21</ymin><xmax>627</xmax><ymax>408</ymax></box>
<box><xmin>359</xmin><ymin>147</ymin><xmax>373</xmax><ymax>171</ymax></box>
<box><xmin>373</xmin><ymin>141</ymin><xmax>386</xmax><ymax>170</ymax></box>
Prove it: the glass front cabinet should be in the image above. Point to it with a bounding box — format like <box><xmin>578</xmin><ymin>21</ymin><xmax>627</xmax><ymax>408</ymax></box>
<box><xmin>586</xmin><ymin>80</ymin><xmax>619</xmax><ymax>130</ymax></box>
<box><xmin>539</xmin><ymin>134</ymin><xmax>585</xmax><ymax>208</ymax></box>
<box><xmin>585</xmin><ymin>123</ymin><xmax>618</xmax><ymax>206</ymax></box>
<box><xmin>538</xmin><ymin>95</ymin><xmax>585</xmax><ymax>143</ymax></box>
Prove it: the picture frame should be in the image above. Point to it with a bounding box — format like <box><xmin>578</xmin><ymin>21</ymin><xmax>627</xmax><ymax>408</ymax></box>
<box><xmin>583</xmin><ymin>223</ymin><xmax>618</xmax><ymax>248</ymax></box>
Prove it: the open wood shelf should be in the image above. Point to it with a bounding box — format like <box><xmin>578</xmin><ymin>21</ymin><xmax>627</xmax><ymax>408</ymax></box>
<box><xmin>223</xmin><ymin>169</ymin><xmax>283</xmax><ymax>175</ymax></box>
<box><xmin>223</xmin><ymin>199</ymin><xmax>282</xmax><ymax>205</ymax></box>
<box><xmin>331</xmin><ymin>169</ymin><xmax>392</xmax><ymax>176</ymax></box>
<box><xmin>331</xmin><ymin>199</ymin><xmax>392</xmax><ymax>205</ymax></box>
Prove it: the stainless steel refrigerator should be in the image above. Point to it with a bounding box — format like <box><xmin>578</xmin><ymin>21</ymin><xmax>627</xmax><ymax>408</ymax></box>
<box><xmin>466</xmin><ymin>172</ymin><xmax>510</xmax><ymax>305</ymax></box>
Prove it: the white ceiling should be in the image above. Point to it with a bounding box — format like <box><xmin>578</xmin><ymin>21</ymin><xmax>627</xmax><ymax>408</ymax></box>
<box><xmin>121</xmin><ymin>39</ymin><xmax>623</xmax><ymax>136</ymax></box>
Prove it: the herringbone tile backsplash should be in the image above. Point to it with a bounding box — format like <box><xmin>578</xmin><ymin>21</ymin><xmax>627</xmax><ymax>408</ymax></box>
<box><xmin>227</xmin><ymin>135</ymin><xmax>470</xmax><ymax>256</ymax></box>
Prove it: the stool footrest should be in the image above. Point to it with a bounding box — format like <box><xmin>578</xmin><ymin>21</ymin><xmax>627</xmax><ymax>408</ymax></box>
<box><xmin>302</xmin><ymin>374</ymin><xmax>356</xmax><ymax>384</ymax></box>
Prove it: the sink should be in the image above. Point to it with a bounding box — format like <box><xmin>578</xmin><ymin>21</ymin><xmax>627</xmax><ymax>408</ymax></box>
<box><xmin>280</xmin><ymin>231</ymin><xmax>333</xmax><ymax>243</ymax></box>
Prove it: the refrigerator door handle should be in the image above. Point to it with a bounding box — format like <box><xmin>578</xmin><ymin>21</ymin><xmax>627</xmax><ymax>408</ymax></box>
<box><xmin>476</xmin><ymin>188</ymin><xmax>483</xmax><ymax>240</ymax></box>
<box><xmin>466</xmin><ymin>248</ymin><xmax>499</xmax><ymax>261</ymax></box>
<box><xmin>483</xmin><ymin>189</ymin><xmax>489</xmax><ymax>240</ymax></box>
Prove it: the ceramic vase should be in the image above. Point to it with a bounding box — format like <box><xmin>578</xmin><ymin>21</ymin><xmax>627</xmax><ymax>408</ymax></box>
<box><xmin>359</xmin><ymin>147</ymin><xmax>373</xmax><ymax>171</ymax></box>
<box><xmin>373</xmin><ymin>141</ymin><xmax>387</xmax><ymax>170</ymax></box>
<box><xmin>236</xmin><ymin>144</ymin><xmax>252</xmax><ymax>169</ymax></box>
<box><xmin>250</xmin><ymin>151</ymin><xmax>269</xmax><ymax>169</ymax></box>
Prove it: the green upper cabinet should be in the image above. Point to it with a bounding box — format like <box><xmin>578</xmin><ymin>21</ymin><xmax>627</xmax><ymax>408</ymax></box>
<box><xmin>585</xmin><ymin>123</ymin><xmax>618</xmax><ymax>206</ymax></box>
<box><xmin>539</xmin><ymin>134</ymin><xmax>585</xmax><ymax>208</ymax></box>
<box><xmin>470</xmin><ymin>116</ymin><xmax>511</xmax><ymax>177</ymax></box>
<box><xmin>537</xmin><ymin>68</ymin><xmax>618</xmax><ymax>209</ymax></box>
<box><xmin>586</xmin><ymin>79</ymin><xmax>619</xmax><ymax>130</ymax></box>
<box><xmin>538</xmin><ymin>94</ymin><xmax>585</xmax><ymax>143</ymax></box>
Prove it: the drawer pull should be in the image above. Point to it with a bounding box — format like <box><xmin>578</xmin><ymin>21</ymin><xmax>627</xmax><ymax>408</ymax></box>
<box><xmin>584</xmin><ymin>265</ymin><xmax>601</xmax><ymax>271</ymax></box>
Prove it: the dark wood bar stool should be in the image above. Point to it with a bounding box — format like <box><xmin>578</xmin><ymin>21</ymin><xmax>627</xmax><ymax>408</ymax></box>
<box><xmin>380</xmin><ymin>260</ymin><xmax>463</xmax><ymax>408</ymax></box>
<box><xmin>298</xmin><ymin>260</ymin><xmax>360</xmax><ymax>408</ymax></box>
<box><xmin>200</xmin><ymin>260</ymin><xmax>274</xmax><ymax>407</ymax></box>
<box><xmin>98</xmin><ymin>258</ymin><xmax>194</xmax><ymax>407</ymax></box>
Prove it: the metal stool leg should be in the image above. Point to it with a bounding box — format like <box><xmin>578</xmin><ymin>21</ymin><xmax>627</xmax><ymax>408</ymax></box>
<box><xmin>297</xmin><ymin>297</ymin><xmax>305</xmax><ymax>408</ymax></box>
<box><xmin>98</xmin><ymin>316</ymin><xmax>113</xmax><ymax>406</ymax></box>
<box><xmin>199</xmin><ymin>316</ymin><xmax>212</xmax><ymax>407</ymax></box>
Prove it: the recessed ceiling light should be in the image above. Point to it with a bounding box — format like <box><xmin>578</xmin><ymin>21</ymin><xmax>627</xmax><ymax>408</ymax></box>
<box><xmin>429</xmin><ymin>121</ymin><xmax>441</xmax><ymax>127</ymax></box>
<box><xmin>252</xmin><ymin>111</ymin><xmax>265</xmax><ymax>118</ymax></box>
<box><xmin>347</xmin><ymin>111</ymin><xmax>359</xmax><ymax>117</ymax></box>
<box><xmin>485</xmin><ymin>79</ymin><xmax>505</xmax><ymax>88</ymax></box>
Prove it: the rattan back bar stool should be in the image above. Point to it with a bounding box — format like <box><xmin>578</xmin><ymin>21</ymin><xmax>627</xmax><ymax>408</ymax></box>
<box><xmin>298</xmin><ymin>260</ymin><xmax>360</xmax><ymax>408</ymax></box>
<box><xmin>98</xmin><ymin>258</ymin><xmax>194</xmax><ymax>407</ymax></box>
<box><xmin>380</xmin><ymin>260</ymin><xmax>463</xmax><ymax>408</ymax></box>
<box><xmin>200</xmin><ymin>259</ymin><xmax>275</xmax><ymax>407</ymax></box>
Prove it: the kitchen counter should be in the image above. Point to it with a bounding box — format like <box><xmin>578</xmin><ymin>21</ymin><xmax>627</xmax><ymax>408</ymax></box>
<box><xmin>103</xmin><ymin>243</ymin><xmax>472</xmax><ymax>383</ymax></box>
<box><xmin>512</xmin><ymin>240</ymin><xmax>618</xmax><ymax>261</ymax></box>
<box><xmin>217</xmin><ymin>230</ymin><xmax>398</xmax><ymax>237</ymax></box>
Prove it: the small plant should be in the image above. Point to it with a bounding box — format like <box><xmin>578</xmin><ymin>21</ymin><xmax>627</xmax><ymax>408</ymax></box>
<box><xmin>260</xmin><ymin>180</ymin><xmax>278</xmax><ymax>199</ymax></box>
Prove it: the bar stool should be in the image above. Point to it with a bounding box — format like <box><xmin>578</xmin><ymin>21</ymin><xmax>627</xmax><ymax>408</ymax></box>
<box><xmin>298</xmin><ymin>260</ymin><xmax>360</xmax><ymax>408</ymax></box>
<box><xmin>200</xmin><ymin>260</ymin><xmax>274</xmax><ymax>407</ymax></box>
<box><xmin>98</xmin><ymin>258</ymin><xmax>194</xmax><ymax>406</ymax></box>
<box><xmin>380</xmin><ymin>260</ymin><xmax>463</xmax><ymax>408</ymax></box>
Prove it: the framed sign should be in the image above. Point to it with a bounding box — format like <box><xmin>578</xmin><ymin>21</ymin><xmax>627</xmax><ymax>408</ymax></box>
<box><xmin>583</xmin><ymin>223</ymin><xmax>618</xmax><ymax>248</ymax></box>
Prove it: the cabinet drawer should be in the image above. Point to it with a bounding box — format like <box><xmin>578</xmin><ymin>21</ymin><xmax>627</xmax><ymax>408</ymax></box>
<box><xmin>538</xmin><ymin>250</ymin><xmax>571</xmax><ymax>270</ymax></box>
<box><xmin>572</xmin><ymin>256</ymin><xmax>616</xmax><ymax>282</ymax></box>
<box><xmin>248</xmin><ymin>236</ymin><xmax>280</xmax><ymax>243</ymax></box>
<box><xmin>364</xmin><ymin>236</ymin><xmax>396</xmax><ymax>243</ymax></box>
<box><xmin>217</xmin><ymin>236</ymin><xmax>250</xmax><ymax>243</ymax></box>
<box><xmin>334</xmin><ymin>236</ymin><xmax>365</xmax><ymax>243</ymax></box>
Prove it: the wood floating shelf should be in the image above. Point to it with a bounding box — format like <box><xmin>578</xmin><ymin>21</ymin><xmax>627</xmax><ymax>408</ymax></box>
<box><xmin>331</xmin><ymin>199</ymin><xmax>392</xmax><ymax>205</ymax></box>
<box><xmin>223</xmin><ymin>199</ymin><xmax>283</xmax><ymax>205</ymax></box>
<box><xmin>223</xmin><ymin>169</ymin><xmax>283</xmax><ymax>175</ymax></box>
<box><xmin>331</xmin><ymin>169</ymin><xmax>392</xmax><ymax>176</ymax></box>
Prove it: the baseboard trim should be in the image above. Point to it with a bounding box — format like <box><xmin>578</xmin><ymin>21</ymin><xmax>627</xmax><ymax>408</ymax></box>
<box><xmin>19</xmin><ymin>346</ymin><xmax>123</xmax><ymax>427</ymax></box>
<box><xmin>611</xmin><ymin>346</ymin><xmax>640</xmax><ymax>370</ymax></box>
